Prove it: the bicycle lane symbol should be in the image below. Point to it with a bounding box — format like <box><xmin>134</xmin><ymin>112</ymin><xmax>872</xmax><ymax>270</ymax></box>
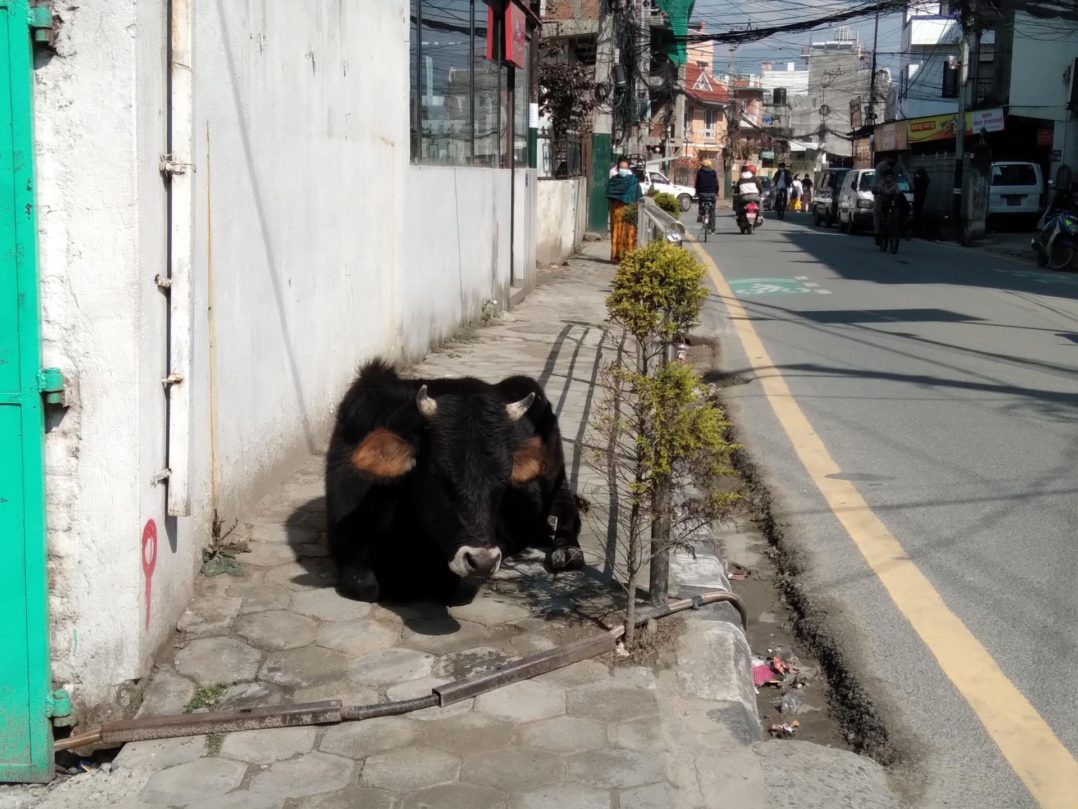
<box><xmin>729</xmin><ymin>277</ymin><xmax>815</xmax><ymax>297</ymax></box>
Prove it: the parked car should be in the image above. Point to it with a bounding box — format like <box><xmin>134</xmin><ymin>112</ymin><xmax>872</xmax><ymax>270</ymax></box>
<box><xmin>759</xmin><ymin>175</ymin><xmax>775</xmax><ymax>210</ymax></box>
<box><xmin>837</xmin><ymin>168</ymin><xmax>914</xmax><ymax>234</ymax></box>
<box><xmin>836</xmin><ymin>169</ymin><xmax>877</xmax><ymax>233</ymax></box>
<box><xmin>988</xmin><ymin>161</ymin><xmax>1044</xmax><ymax>224</ymax></box>
<box><xmin>636</xmin><ymin>168</ymin><xmax>696</xmax><ymax>211</ymax></box>
<box><xmin>812</xmin><ymin>168</ymin><xmax>849</xmax><ymax>227</ymax></box>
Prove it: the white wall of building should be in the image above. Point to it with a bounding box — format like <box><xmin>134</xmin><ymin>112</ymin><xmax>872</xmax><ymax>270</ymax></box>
<box><xmin>899</xmin><ymin>5</ymin><xmax>961</xmax><ymax>120</ymax></box>
<box><xmin>761</xmin><ymin>65</ymin><xmax>809</xmax><ymax>96</ymax></box>
<box><xmin>34</xmin><ymin>0</ymin><xmax>533</xmax><ymax>720</ymax></box>
<box><xmin>536</xmin><ymin>178</ymin><xmax>587</xmax><ymax>265</ymax></box>
<box><xmin>1010</xmin><ymin>13</ymin><xmax>1078</xmax><ymax>171</ymax></box>
<box><xmin>35</xmin><ymin>1</ymin><xmax>173</xmax><ymax>718</ymax></box>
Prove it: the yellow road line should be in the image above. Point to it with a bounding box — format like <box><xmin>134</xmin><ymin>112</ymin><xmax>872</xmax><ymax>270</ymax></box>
<box><xmin>690</xmin><ymin>241</ymin><xmax>1078</xmax><ymax>807</ymax></box>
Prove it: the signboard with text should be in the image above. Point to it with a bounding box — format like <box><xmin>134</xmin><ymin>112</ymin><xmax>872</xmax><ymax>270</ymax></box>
<box><xmin>505</xmin><ymin>2</ymin><xmax>527</xmax><ymax>68</ymax></box>
<box><xmin>486</xmin><ymin>2</ymin><xmax>528</xmax><ymax>68</ymax></box>
<box><xmin>906</xmin><ymin>108</ymin><xmax>1005</xmax><ymax>144</ymax></box>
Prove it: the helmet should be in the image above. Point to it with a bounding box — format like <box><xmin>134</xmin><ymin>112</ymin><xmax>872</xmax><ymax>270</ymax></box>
<box><xmin>701</xmin><ymin>159</ymin><xmax>713</xmax><ymax>168</ymax></box>
<box><xmin>743</xmin><ymin>164</ymin><xmax>757</xmax><ymax>175</ymax></box>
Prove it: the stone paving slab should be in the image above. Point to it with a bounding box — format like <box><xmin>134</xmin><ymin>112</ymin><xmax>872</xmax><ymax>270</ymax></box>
<box><xmin>3</xmin><ymin>242</ymin><xmax>901</xmax><ymax>809</ymax></box>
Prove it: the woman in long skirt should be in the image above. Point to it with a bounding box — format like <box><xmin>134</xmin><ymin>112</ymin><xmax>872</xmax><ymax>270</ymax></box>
<box><xmin>607</xmin><ymin>157</ymin><xmax>643</xmax><ymax>262</ymax></box>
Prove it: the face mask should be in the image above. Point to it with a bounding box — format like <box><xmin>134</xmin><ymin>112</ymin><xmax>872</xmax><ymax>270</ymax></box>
<box><xmin>618</xmin><ymin>168</ymin><xmax>632</xmax><ymax>177</ymax></box>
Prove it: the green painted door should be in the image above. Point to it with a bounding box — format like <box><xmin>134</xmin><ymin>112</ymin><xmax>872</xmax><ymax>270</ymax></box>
<box><xmin>0</xmin><ymin>0</ymin><xmax>53</xmax><ymax>783</ymax></box>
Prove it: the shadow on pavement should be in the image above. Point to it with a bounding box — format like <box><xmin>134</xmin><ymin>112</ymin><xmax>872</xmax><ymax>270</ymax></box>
<box><xmin>778</xmin><ymin>221</ymin><xmax>1078</xmax><ymax>302</ymax></box>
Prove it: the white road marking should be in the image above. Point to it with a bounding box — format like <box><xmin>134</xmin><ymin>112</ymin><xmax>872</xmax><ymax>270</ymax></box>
<box><xmin>795</xmin><ymin>275</ymin><xmax>809</xmax><ymax>280</ymax></box>
<box><xmin>804</xmin><ymin>282</ymin><xmax>819</xmax><ymax>288</ymax></box>
<box><xmin>816</xmin><ymin>289</ymin><xmax>833</xmax><ymax>294</ymax></box>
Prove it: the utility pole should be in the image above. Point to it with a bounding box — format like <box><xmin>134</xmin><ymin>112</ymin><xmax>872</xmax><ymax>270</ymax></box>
<box><xmin>636</xmin><ymin>0</ymin><xmax>650</xmax><ymax>158</ymax></box>
<box><xmin>868</xmin><ymin>5</ymin><xmax>880</xmax><ymax>126</ymax></box>
<box><xmin>587</xmin><ymin>0</ymin><xmax>616</xmax><ymax>232</ymax></box>
<box><xmin>954</xmin><ymin>0</ymin><xmax>979</xmax><ymax>239</ymax></box>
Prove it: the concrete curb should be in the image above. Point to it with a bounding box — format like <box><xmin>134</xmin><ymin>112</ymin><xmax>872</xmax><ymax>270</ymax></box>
<box><xmin>671</xmin><ymin>548</ymin><xmax>761</xmax><ymax>735</ymax></box>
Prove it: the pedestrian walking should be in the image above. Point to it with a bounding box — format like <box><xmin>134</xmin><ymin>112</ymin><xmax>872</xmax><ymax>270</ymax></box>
<box><xmin>791</xmin><ymin>175</ymin><xmax>803</xmax><ymax>211</ymax></box>
<box><xmin>802</xmin><ymin>174</ymin><xmax>813</xmax><ymax>208</ymax></box>
<box><xmin>607</xmin><ymin>157</ymin><xmax>643</xmax><ymax>262</ymax></box>
<box><xmin>913</xmin><ymin>167</ymin><xmax>930</xmax><ymax>236</ymax></box>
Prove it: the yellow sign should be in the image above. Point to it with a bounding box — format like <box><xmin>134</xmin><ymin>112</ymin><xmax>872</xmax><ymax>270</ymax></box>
<box><xmin>906</xmin><ymin>108</ymin><xmax>1005</xmax><ymax>144</ymax></box>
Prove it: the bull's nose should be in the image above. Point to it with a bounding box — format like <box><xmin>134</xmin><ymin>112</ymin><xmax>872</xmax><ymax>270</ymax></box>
<box><xmin>465</xmin><ymin>549</ymin><xmax>501</xmax><ymax>575</ymax></box>
<box><xmin>451</xmin><ymin>546</ymin><xmax>502</xmax><ymax>577</ymax></box>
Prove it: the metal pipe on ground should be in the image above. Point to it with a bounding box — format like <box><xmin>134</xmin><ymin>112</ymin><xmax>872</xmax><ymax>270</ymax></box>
<box><xmin>55</xmin><ymin>591</ymin><xmax>746</xmax><ymax>752</ymax></box>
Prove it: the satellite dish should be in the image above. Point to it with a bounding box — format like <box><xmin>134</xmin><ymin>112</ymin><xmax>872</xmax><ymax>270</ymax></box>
<box><xmin>819</xmin><ymin>104</ymin><xmax>831</xmax><ymax>117</ymax></box>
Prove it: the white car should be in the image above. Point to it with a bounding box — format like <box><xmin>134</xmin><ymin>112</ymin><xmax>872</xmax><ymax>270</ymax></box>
<box><xmin>988</xmin><ymin>161</ymin><xmax>1043</xmax><ymax>220</ymax></box>
<box><xmin>637</xmin><ymin>169</ymin><xmax>696</xmax><ymax>212</ymax></box>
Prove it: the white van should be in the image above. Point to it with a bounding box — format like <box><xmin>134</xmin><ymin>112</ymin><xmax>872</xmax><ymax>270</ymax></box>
<box><xmin>836</xmin><ymin>169</ymin><xmax>877</xmax><ymax>233</ymax></box>
<box><xmin>988</xmin><ymin>161</ymin><xmax>1043</xmax><ymax>219</ymax></box>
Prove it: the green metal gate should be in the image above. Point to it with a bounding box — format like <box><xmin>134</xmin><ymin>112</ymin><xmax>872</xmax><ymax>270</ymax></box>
<box><xmin>0</xmin><ymin>0</ymin><xmax>59</xmax><ymax>783</ymax></box>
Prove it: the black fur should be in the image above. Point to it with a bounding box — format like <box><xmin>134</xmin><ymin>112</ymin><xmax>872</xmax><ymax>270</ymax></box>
<box><xmin>325</xmin><ymin>360</ymin><xmax>583</xmax><ymax>602</ymax></box>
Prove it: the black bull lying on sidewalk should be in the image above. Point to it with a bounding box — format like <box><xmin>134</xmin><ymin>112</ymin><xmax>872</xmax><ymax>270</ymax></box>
<box><xmin>325</xmin><ymin>360</ymin><xmax>585</xmax><ymax>602</ymax></box>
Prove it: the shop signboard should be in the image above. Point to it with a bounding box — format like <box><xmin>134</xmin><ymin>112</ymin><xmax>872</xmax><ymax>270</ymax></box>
<box><xmin>906</xmin><ymin>108</ymin><xmax>1004</xmax><ymax>144</ymax></box>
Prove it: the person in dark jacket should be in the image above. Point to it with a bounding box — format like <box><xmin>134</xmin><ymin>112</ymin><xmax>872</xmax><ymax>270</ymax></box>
<box><xmin>913</xmin><ymin>167</ymin><xmax>930</xmax><ymax>236</ymax></box>
<box><xmin>694</xmin><ymin>159</ymin><xmax>719</xmax><ymax>222</ymax></box>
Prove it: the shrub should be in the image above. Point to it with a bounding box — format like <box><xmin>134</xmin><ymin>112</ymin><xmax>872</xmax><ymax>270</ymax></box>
<box><xmin>606</xmin><ymin>241</ymin><xmax>707</xmax><ymax>347</ymax></box>
<box><xmin>591</xmin><ymin>240</ymin><xmax>737</xmax><ymax>648</ymax></box>
<box><xmin>620</xmin><ymin>203</ymin><xmax>639</xmax><ymax>224</ymax></box>
<box><xmin>652</xmin><ymin>192</ymin><xmax>681</xmax><ymax>216</ymax></box>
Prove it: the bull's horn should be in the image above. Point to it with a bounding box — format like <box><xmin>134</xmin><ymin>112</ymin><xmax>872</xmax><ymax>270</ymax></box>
<box><xmin>506</xmin><ymin>392</ymin><xmax>535</xmax><ymax>422</ymax></box>
<box><xmin>417</xmin><ymin>385</ymin><xmax>437</xmax><ymax>418</ymax></box>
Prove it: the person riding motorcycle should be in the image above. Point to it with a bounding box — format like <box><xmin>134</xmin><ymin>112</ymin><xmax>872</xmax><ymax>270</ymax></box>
<box><xmin>873</xmin><ymin>159</ymin><xmax>911</xmax><ymax>246</ymax></box>
<box><xmin>734</xmin><ymin>164</ymin><xmax>762</xmax><ymax>226</ymax></box>
<box><xmin>694</xmin><ymin>159</ymin><xmax>719</xmax><ymax>224</ymax></box>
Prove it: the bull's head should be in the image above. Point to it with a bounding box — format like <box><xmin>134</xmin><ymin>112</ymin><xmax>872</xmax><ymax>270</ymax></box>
<box><xmin>350</xmin><ymin>385</ymin><xmax>542</xmax><ymax>579</ymax></box>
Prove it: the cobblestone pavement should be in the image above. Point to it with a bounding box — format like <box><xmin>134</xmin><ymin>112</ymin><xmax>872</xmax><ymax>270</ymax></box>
<box><xmin>5</xmin><ymin>241</ymin><xmax>902</xmax><ymax>809</ymax></box>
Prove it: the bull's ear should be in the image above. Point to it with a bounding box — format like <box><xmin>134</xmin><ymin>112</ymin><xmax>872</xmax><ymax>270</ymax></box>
<box><xmin>511</xmin><ymin>436</ymin><xmax>545</xmax><ymax>484</ymax></box>
<box><xmin>352</xmin><ymin>428</ymin><xmax>416</xmax><ymax>479</ymax></box>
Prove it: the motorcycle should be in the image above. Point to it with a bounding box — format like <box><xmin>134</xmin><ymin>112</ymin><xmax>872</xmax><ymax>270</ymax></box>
<box><xmin>737</xmin><ymin>201</ymin><xmax>761</xmax><ymax>235</ymax></box>
<box><xmin>1032</xmin><ymin>210</ymin><xmax>1078</xmax><ymax>270</ymax></box>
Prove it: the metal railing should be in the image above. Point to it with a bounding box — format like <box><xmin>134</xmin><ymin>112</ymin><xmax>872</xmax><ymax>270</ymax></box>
<box><xmin>636</xmin><ymin>197</ymin><xmax>686</xmax><ymax>247</ymax></box>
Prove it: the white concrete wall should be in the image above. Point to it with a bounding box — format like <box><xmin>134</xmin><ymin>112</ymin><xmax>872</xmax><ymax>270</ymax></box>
<box><xmin>1008</xmin><ymin>14</ymin><xmax>1078</xmax><ymax>175</ymax></box>
<box><xmin>35</xmin><ymin>0</ymin><xmax>176</xmax><ymax>718</ymax></box>
<box><xmin>536</xmin><ymin>178</ymin><xmax>586</xmax><ymax>265</ymax></box>
<box><xmin>1009</xmin><ymin>14</ymin><xmax>1078</xmax><ymax>119</ymax></box>
<box><xmin>188</xmin><ymin>0</ymin><xmax>410</xmax><ymax>519</ymax></box>
<box><xmin>35</xmin><ymin>0</ymin><xmax>534</xmax><ymax>719</ymax></box>
<box><xmin>399</xmin><ymin>166</ymin><xmax>511</xmax><ymax>358</ymax></box>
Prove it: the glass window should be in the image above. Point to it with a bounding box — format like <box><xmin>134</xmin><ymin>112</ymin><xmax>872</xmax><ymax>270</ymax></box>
<box><xmin>500</xmin><ymin>61</ymin><xmax>511</xmax><ymax>168</ymax></box>
<box><xmin>473</xmin><ymin>8</ymin><xmax>501</xmax><ymax>167</ymax></box>
<box><xmin>513</xmin><ymin>36</ymin><xmax>530</xmax><ymax>167</ymax></box>
<box><xmin>410</xmin><ymin>0</ymin><xmax>524</xmax><ymax>168</ymax></box>
<box><xmin>992</xmin><ymin>164</ymin><xmax>1037</xmax><ymax>186</ymax></box>
<box><xmin>413</xmin><ymin>0</ymin><xmax>473</xmax><ymax>165</ymax></box>
<box><xmin>859</xmin><ymin>171</ymin><xmax>875</xmax><ymax>191</ymax></box>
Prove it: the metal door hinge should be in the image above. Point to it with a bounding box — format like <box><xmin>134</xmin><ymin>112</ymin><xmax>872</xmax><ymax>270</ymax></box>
<box><xmin>162</xmin><ymin>373</ymin><xmax>184</xmax><ymax>386</ymax></box>
<box><xmin>38</xmin><ymin>367</ymin><xmax>66</xmax><ymax>406</ymax></box>
<box><xmin>155</xmin><ymin>274</ymin><xmax>173</xmax><ymax>289</ymax></box>
<box><xmin>28</xmin><ymin>4</ymin><xmax>54</xmax><ymax>45</ymax></box>
<box><xmin>46</xmin><ymin>689</ymin><xmax>72</xmax><ymax>719</ymax></box>
<box><xmin>159</xmin><ymin>154</ymin><xmax>193</xmax><ymax>179</ymax></box>
<box><xmin>150</xmin><ymin>468</ymin><xmax>171</xmax><ymax>485</ymax></box>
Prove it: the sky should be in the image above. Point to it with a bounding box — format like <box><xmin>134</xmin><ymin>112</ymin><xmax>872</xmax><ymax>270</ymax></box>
<box><xmin>689</xmin><ymin>0</ymin><xmax>906</xmax><ymax>78</ymax></box>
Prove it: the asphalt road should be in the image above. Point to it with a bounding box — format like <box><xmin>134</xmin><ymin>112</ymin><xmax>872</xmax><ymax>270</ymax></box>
<box><xmin>694</xmin><ymin>207</ymin><xmax>1078</xmax><ymax>808</ymax></box>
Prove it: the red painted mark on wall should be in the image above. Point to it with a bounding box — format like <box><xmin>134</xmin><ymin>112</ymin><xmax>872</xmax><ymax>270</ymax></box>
<box><xmin>142</xmin><ymin>519</ymin><xmax>158</xmax><ymax>630</ymax></box>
